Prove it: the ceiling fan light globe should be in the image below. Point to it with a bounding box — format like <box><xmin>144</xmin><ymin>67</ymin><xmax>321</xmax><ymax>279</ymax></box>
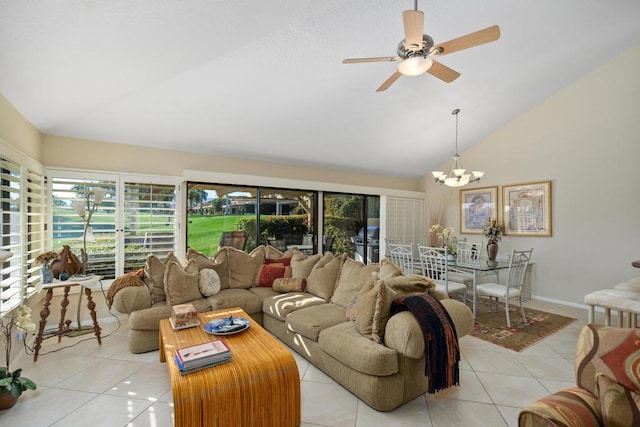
<box><xmin>397</xmin><ymin>56</ymin><xmax>433</xmax><ymax>76</ymax></box>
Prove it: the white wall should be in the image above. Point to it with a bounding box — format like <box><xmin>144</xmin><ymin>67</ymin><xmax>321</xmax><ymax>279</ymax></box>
<box><xmin>425</xmin><ymin>43</ymin><xmax>640</xmax><ymax>306</ymax></box>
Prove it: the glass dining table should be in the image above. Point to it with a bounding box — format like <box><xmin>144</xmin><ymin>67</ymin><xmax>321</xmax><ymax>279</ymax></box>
<box><xmin>446</xmin><ymin>259</ymin><xmax>512</xmax><ymax>320</ymax></box>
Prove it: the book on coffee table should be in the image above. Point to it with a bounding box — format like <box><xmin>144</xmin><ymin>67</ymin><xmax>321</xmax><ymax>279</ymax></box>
<box><xmin>175</xmin><ymin>340</ymin><xmax>231</xmax><ymax>374</ymax></box>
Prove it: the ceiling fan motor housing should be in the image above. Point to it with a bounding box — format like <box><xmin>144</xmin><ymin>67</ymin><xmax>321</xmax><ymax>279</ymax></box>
<box><xmin>397</xmin><ymin>34</ymin><xmax>434</xmax><ymax>59</ymax></box>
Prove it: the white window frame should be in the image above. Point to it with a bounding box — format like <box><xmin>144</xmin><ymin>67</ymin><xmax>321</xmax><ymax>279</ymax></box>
<box><xmin>47</xmin><ymin>168</ymin><xmax>182</xmax><ymax>278</ymax></box>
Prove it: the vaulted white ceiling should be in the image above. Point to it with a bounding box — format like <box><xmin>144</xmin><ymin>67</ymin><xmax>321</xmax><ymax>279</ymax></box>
<box><xmin>1</xmin><ymin>1</ymin><xmax>639</xmax><ymax>178</ymax></box>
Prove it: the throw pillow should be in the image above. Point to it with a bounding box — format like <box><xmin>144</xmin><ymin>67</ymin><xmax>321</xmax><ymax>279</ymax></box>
<box><xmin>144</xmin><ymin>252</ymin><xmax>180</xmax><ymax>304</ymax></box>
<box><xmin>198</xmin><ymin>268</ymin><xmax>221</xmax><ymax>296</ymax></box>
<box><xmin>163</xmin><ymin>260</ymin><xmax>201</xmax><ymax>305</ymax></box>
<box><xmin>377</xmin><ymin>257</ymin><xmax>404</xmax><ymax>281</ymax></box>
<box><xmin>272</xmin><ymin>277</ymin><xmax>307</xmax><ymax>293</ymax></box>
<box><xmin>265</xmin><ymin>257</ymin><xmax>292</xmax><ymax>267</ymax></box>
<box><xmin>265</xmin><ymin>245</ymin><xmax>298</xmax><ymax>260</ymax></box>
<box><xmin>188</xmin><ymin>247</ymin><xmax>230</xmax><ymax>290</ymax></box>
<box><xmin>384</xmin><ymin>274</ymin><xmax>435</xmax><ymax>297</ymax></box>
<box><xmin>354</xmin><ymin>277</ymin><xmax>397</xmax><ymax>343</ymax></box>
<box><xmin>331</xmin><ymin>258</ymin><xmax>380</xmax><ymax>308</ymax></box>
<box><xmin>257</xmin><ymin>264</ymin><xmax>290</xmax><ymax>287</ymax></box>
<box><xmin>306</xmin><ymin>253</ymin><xmax>345</xmax><ymax>301</ymax></box>
<box><xmin>291</xmin><ymin>253</ymin><xmax>321</xmax><ymax>279</ymax></box>
<box><xmin>227</xmin><ymin>246</ymin><xmax>265</xmax><ymax>289</ymax></box>
<box><xmin>597</xmin><ymin>373</ymin><xmax>640</xmax><ymax>427</ymax></box>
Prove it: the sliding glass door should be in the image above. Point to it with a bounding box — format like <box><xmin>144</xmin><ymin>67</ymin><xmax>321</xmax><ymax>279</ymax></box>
<box><xmin>186</xmin><ymin>183</ymin><xmax>316</xmax><ymax>256</ymax></box>
<box><xmin>323</xmin><ymin>193</ymin><xmax>380</xmax><ymax>264</ymax></box>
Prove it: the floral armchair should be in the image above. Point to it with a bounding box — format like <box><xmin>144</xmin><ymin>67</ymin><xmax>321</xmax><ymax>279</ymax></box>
<box><xmin>519</xmin><ymin>324</ymin><xmax>640</xmax><ymax>426</ymax></box>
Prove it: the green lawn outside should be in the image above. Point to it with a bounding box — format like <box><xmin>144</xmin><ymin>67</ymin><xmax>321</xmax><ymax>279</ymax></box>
<box><xmin>187</xmin><ymin>214</ymin><xmax>245</xmax><ymax>255</ymax></box>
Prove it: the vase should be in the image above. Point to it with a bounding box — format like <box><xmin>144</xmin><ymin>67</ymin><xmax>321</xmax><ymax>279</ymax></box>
<box><xmin>487</xmin><ymin>242</ymin><xmax>498</xmax><ymax>261</ymax></box>
<box><xmin>41</xmin><ymin>264</ymin><xmax>54</xmax><ymax>284</ymax></box>
<box><xmin>0</xmin><ymin>391</ymin><xmax>18</xmax><ymax>410</ymax></box>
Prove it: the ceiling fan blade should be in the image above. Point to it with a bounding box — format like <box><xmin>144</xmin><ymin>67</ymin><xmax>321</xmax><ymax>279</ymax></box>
<box><xmin>427</xmin><ymin>60</ymin><xmax>460</xmax><ymax>83</ymax></box>
<box><xmin>342</xmin><ymin>56</ymin><xmax>401</xmax><ymax>64</ymax></box>
<box><xmin>431</xmin><ymin>25</ymin><xmax>500</xmax><ymax>56</ymax></box>
<box><xmin>376</xmin><ymin>71</ymin><xmax>403</xmax><ymax>92</ymax></box>
<box><xmin>402</xmin><ymin>10</ymin><xmax>424</xmax><ymax>50</ymax></box>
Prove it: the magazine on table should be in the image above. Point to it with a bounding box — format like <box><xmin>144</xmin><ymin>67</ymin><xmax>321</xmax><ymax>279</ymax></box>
<box><xmin>175</xmin><ymin>340</ymin><xmax>230</xmax><ymax>366</ymax></box>
<box><xmin>174</xmin><ymin>354</ymin><xmax>231</xmax><ymax>375</ymax></box>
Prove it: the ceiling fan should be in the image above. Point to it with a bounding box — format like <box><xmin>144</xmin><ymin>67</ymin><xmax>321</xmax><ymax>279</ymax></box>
<box><xmin>342</xmin><ymin>1</ymin><xmax>500</xmax><ymax>92</ymax></box>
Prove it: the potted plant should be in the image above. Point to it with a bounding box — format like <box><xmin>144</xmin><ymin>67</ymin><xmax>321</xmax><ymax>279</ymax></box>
<box><xmin>429</xmin><ymin>224</ymin><xmax>458</xmax><ymax>259</ymax></box>
<box><xmin>0</xmin><ymin>306</ymin><xmax>37</xmax><ymax>410</ymax></box>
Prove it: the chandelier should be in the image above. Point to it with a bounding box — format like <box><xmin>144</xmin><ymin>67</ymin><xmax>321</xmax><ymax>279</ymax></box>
<box><xmin>431</xmin><ymin>109</ymin><xmax>484</xmax><ymax>187</ymax></box>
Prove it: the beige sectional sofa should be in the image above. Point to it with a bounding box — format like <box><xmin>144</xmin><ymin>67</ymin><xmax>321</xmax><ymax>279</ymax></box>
<box><xmin>111</xmin><ymin>245</ymin><xmax>473</xmax><ymax>411</ymax></box>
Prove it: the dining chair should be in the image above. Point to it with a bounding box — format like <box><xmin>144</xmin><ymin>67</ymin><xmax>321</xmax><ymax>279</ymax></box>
<box><xmin>456</xmin><ymin>241</ymin><xmax>484</xmax><ymax>263</ymax></box>
<box><xmin>219</xmin><ymin>231</ymin><xmax>248</xmax><ymax>251</ymax></box>
<box><xmin>476</xmin><ymin>248</ymin><xmax>534</xmax><ymax>327</ymax></box>
<box><xmin>417</xmin><ymin>245</ymin><xmax>468</xmax><ymax>303</ymax></box>
<box><xmin>388</xmin><ymin>243</ymin><xmax>414</xmax><ymax>275</ymax></box>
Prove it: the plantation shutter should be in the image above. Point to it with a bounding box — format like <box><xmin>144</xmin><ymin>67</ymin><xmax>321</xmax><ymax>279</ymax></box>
<box><xmin>123</xmin><ymin>181</ymin><xmax>176</xmax><ymax>273</ymax></box>
<box><xmin>386</xmin><ymin>197</ymin><xmax>425</xmax><ymax>254</ymax></box>
<box><xmin>25</xmin><ymin>169</ymin><xmax>46</xmax><ymax>291</ymax></box>
<box><xmin>0</xmin><ymin>157</ymin><xmax>22</xmax><ymax>314</ymax></box>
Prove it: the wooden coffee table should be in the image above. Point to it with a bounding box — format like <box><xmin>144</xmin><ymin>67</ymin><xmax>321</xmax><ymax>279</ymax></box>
<box><xmin>159</xmin><ymin>307</ymin><xmax>301</xmax><ymax>427</ymax></box>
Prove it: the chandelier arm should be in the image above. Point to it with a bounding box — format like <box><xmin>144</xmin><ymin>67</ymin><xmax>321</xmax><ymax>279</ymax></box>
<box><xmin>430</xmin><ymin>108</ymin><xmax>484</xmax><ymax>187</ymax></box>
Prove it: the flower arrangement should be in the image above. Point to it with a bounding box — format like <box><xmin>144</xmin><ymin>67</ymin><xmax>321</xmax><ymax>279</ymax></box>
<box><xmin>429</xmin><ymin>224</ymin><xmax>458</xmax><ymax>254</ymax></box>
<box><xmin>1</xmin><ymin>306</ymin><xmax>37</xmax><ymax>400</ymax></box>
<box><xmin>482</xmin><ymin>218</ymin><xmax>504</xmax><ymax>244</ymax></box>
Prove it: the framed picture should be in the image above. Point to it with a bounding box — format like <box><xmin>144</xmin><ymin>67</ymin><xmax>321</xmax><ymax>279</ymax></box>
<box><xmin>460</xmin><ymin>186</ymin><xmax>498</xmax><ymax>234</ymax></box>
<box><xmin>502</xmin><ymin>180</ymin><xmax>552</xmax><ymax>237</ymax></box>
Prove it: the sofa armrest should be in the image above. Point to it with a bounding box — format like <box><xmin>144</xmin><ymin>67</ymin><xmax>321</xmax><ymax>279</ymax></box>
<box><xmin>518</xmin><ymin>386</ymin><xmax>602</xmax><ymax>427</ymax></box>
<box><xmin>111</xmin><ymin>285</ymin><xmax>152</xmax><ymax>314</ymax></box>
<box><xmin>383</xmin><ymin>299</ymin><xmax>472</xmax><ymax>358</ymax></box>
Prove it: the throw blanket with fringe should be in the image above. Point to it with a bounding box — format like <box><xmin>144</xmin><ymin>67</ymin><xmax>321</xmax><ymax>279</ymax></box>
<box><xmin>391</xmin><ymin>293</ymin><xmax>460</xmax><ymax>393</ymax></box>
<box><xmin>106</xmin><ymin>269</ymin><xmax>145</xmax><ymax>308</ymax></box>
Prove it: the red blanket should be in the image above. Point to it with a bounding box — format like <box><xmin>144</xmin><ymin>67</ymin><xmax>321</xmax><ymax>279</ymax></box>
<box><xmin>391</xmin><ymin>293</ymin><xmax>460</xmax><ymax>393</ymax></box>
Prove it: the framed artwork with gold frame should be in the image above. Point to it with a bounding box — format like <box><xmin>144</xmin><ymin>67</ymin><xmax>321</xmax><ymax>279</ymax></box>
<box><xmin>502</xmin><ymin>181</ymin><xmax>552</xmax><ymax>237</ymax></box>
<box><xmin>460</xmin><ymin>186</ymin><xmax>498</xmax><ymax>234</ymax></box>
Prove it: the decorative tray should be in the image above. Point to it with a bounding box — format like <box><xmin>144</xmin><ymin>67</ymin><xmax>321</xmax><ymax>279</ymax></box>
<box><xmin>204</xmin><ymin>316</ymin><xmax>250</xmax><ymax>335</ymax></box>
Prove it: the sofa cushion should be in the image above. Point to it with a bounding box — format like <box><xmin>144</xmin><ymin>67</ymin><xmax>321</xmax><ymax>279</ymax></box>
<box><xmin>198</xmin><ymin>268</ymin><xmax>221</xmax><ymax>296</ymax></box>
<box><xmin>597</xmin><ymin>373</ymin><xmax>640</xmax><ymax>427</ymax></box>
<box><xmin>286</xmin><ymin>303</ymin><xmax>346</xmax><ymax>342</ymax></box>
<box><xmin>319</xmin><ymin>321</ymin><xmax>398</xmax><ymax>376</ymax></box>
<box><xmin>272</xmin><ymin>277</ymin><xmax>306</xmax><ymax>293</ymax></box>
<box><xmin>377</xmin><ymin>257</ymin><xmax>404</xmax><ymax>281</ymax></box>
<box><xmin>265</xmin><ymin>246</ymin><xmax>297</xmax><ymax>260</ymax></box>
<box><xmin>248</xmin><ymin>286</ymin><xmax>280</xmax><ymax>301</ymax></box>
<box><xmin>144</xmin><ymin>252</ymin><xmax>180</xmax><ymax>304</ymax></box>
<box><xmin>265</xmin><ymin>257</ymin><xmax>292</xmax><ymax>267</ymax></box>
<box><xmin>291</xmin><ymin>253</ymin><xmax>321</xmax><ymax>279</ymax></box>
<box><xmin>306</xmin><ymin>253</ymin><xmax>344</xmax><ymax>301</ymax></box>
<box><xmin>354</xmin><ymin>277</ymin><xmax>397</xmax><ymax>343</ymax></box>
<box><xmin>262</xmin><ymin>292</ymin><xmax>326</xmax><ymax>321</ymax></box>
<box><xmin>331</xmin><ymin>258</ymin><xmax>379</xmax><ymax>308</ymax></box>
<box><xmin>187</xmin><ymin>247</ymin><xmax>231</xmax><ymax>290</ymax></box>
<box><xmin>164</xmin><ymin>260</ymin><xmax>200</xmax><ymax>305</ymax></box>
<box><xmin>257</xmin><ymin>264</ymin><xmax>290</xmax><ymax>287</ymax></box>
<box><xmin>206</xmin><ymin>288</ymin><xmax>263</xmax><ymax>314</ymax></box>
<box><xmin>227</xmin><ymin>246</ymin><xmax>265</xmax><ymax>289</ymax></box>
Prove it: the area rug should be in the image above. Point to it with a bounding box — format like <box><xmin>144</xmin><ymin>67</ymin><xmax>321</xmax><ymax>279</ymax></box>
<box><xmin>468</xmin><ymin>304</ymin><xmax>576</xmax><ymax>352</ymax></box>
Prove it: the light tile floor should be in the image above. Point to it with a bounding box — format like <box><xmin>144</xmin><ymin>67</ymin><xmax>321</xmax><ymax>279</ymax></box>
<box><xmin>1</xmin><ymin>299</ymin><xmax>596</xmax><ymax>427</ymax></box>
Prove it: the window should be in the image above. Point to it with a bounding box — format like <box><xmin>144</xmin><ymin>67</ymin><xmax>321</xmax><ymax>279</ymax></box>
<box><xmin>186</xmin><ymin>183</ymin><xmax>316</xmax><ymax>256</ymax></box>
<box><xmin>49</xmin><ymin>171</ymin><xmax>179</xmax><ymax>279</ymax></box>
<box><xmin>0</xmin><ymin>155</ymin><xmax>46</xmax><ymax>315</ymax></box>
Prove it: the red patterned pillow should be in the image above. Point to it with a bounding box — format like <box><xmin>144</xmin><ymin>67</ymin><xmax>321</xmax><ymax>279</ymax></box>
<box><xmin>265</xmin><ymin>257</ymin><xmax>292</xmax><ymax>267</ymax></box>
<box><xmin>258</xmin><ymin>265</ymin><xmax>290</xmax><ymax>287</ymax></box>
